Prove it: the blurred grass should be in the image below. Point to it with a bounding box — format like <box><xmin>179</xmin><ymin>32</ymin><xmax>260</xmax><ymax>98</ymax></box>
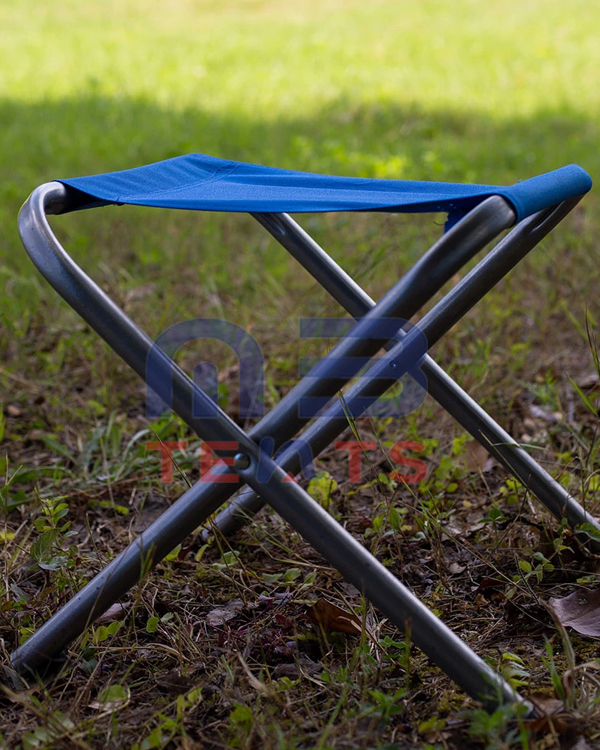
<box><xmin>4</xmin><ymin>0</ymin><xmax>600</xmax><ymax>118</ymax></box>
<box><xmin>1</xmin><ymin>5</ymin><xmax>594</xmax><ymax>409</ymax></box>
<box><xmin>2</xmin><ymin>0</ymin><xmax>599</xmax><ymax>426</ymax></box>
<box><xmin>1</xmin><ymin>0</ymin><xmax>599</xmax><ymax>385</ymax></box>
<box><xmin>2</xmin><ymin>0</ymin><xmax>600</xmax><ymax>275</ymax></box>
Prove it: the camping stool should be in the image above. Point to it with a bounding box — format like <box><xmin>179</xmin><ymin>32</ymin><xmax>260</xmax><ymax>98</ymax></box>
<box><xmin>12</xmin><ymin>154</ymin><xmax>599</xmax><ymax>712</ymax></box>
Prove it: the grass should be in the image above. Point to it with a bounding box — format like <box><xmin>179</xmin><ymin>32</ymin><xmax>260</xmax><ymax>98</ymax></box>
<box><xmin>3</xmin><ymin>0</ymin><xmax>600</xmax><ymax>747</ymax></box>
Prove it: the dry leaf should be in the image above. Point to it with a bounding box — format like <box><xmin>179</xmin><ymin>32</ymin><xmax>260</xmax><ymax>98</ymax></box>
<box><xmin>6</xmin><ymin>404</ymin><xmax>21</xmax><ymax>417</ymax></box>
<box><xmin>447</xmin><ymin>562</ymin><xmax>466</xmax><ymax>575</ymax></box>
<box><xmin>463</xmin><ymin>440</ymin><xmax>490</xmax><ymax>473</ymax></box>
<box><xmin>441</xmin><ymin>519</ymin><xmax>464</xmax><ymax>539</ymax></box>
<box><xmin>2</xmin><ymin>665</ymin><xmax>28</xmax><ymax>691</ymax></box>
<box><xmin>272</xmin><ymin>657</ymin><xmax>322</xmax><ymax>680</ymax></box>
<box><xmin>306</xmin><ymin>598</ymin><xmax>363</xmax><ymax>635</ymax></box>
<box><xmin>526</xmin><ymin>694</ymin><xmax>573</xmax><ymax>736</ymax></box>
<box><xmin>160</xmin><ymin>668</ymin><xmax>195</xmax><ymax>695</ymax></box>
<box><xmin>97</xmin><ymin>602</ymin><xmax>130</xmax><ymax>624</ymax></box>
<box><xmin>528</xmin><ymin>694</ymin><xmax>565</xmax><ymax>715</ymax></box>
<box><xmin>206</xmin><ymin>598</ymin><xmax>244</xmax><ymax>627</ymax></box>
<box><xmin>475</xmin><ymin>577</ymin><xmax>505</xmax><ymax>593</ymax></box>
<box><xmin>474</xmin><ymin>578</ymin><xmax>506</xmax><ymax>604</ymax></box>
<box><xmin>570</xmin><ymin>737</ymin><xmax>593</xmax><ymax>750</ymax></box>
<box><xmin>577</xmin><ymin>373</ymin><xmax>599</xmax><ymax>390</ymax></box>
<box><xmin>549</xmin><ymin>588</ymin><xmax>600</xmax><ymax>637</ymax></box>
<box><xmin>529</xmin><ymin>404</ymin><xmax>561</xmax><ymax>423</ymax></box>
<box><xmin>474</xmin><ymin>593</ymin><xmax>489</xmax><ymax>609</ymax></box>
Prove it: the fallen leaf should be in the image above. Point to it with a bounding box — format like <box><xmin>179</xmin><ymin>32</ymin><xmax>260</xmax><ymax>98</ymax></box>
<box><xmin>2</xmin><ymin>665</ymin><xmax>28</xmax><ymax>691</ymax></box>
<box><xmin>447</xmin><ymin>562</ymin><xmax>466</xmax><ymax>575</ymax></box>
<box><xmin>528</xmin><ymin>694</ymin><xmax>564</xmax><ymax>715</ymax></box>
<box><xmin>474</xmin><ymin>578</ymin><xmax>506</xmax><ymax>604</ymax></box>
<box><xmin>570</xmin><ymin>737</ymin><xmax>593</xmax><ymax>750</ymax></box>
<box><xmin>441</xmin><ymin>520</ymin><xmax>464</xmax><ymax>539</ymax></box>
<box><xmin>338</xmin><ymin>582</ymin><xmax>360</xmax><ymax>598</ymax></box>
<box><xmin>549</xmin><ymin>588</ymin><xmax>600</xmax><ymax>637</ymax></box>
<box><xmin>6</xmin><ymin>404</ymin><xmax>21</xmax><ymax>417</ymax></box>
<box><xmin>272</xmin><ymin>657</ymin><xmax>322</xmax><ymax>680</ymax></box>
<box><xmin>529</xmin><ymin>404</ymin><xmax>561</xmax><ymax>423</ymax></box>
<box><xmin>577</xmin><ymin>373</ymin><xmax>599</xmax><ymax>390</ymax></box>
<box><xmin>97</xmin><ymin>602</ymin><xmax>130</xmax><ymax>624</ymax></box>
<box><xmin>463</xmin><ymin>440</ymin><xmax>491</xmax><ymax>473</ymax></box>
<box><xmin>206</xmin><ymin>598</ymin><xmax>244</xmax><ymax>627</ymax></box>
<box><xmin>306</xmin><ymin>598</ymin><xmax>363</xmax><ymax>635</ymax></box>
<box><xmin>89</xmin><ymin>683</ymin><xmax>130</xmax><ymax>712</ymax></box>
<box><xmin>475</xmin><ymin>577</ymin><xmax>506</xmax><ymax>593</ymax></box>
<box><xmin>474</xmin><ymin>593</ymin><xmax>489</xmax><ymax>609</ymax></box>
<box><xmin>159</xmin><ymin>668</ymin><xmax>195</xmax><ymax>695</ymax></box>
<box><xmin>525</xmin><ymin>693</ymin><xmax>573</xmax><ymax>736</ymax></box>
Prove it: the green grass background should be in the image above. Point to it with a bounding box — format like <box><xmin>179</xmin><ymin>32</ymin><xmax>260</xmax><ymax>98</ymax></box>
<box><xmin>2</xmin><ymin>0</ymin><xmax>600</xmax><ymax>401</ymax></box>
<box><xmin>2</xmin><ymin>0</ymin><xmax>600</xmax><ymax>281</ymax></box>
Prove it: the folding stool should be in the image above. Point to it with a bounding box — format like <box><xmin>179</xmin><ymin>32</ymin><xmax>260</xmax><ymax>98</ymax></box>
<box><xmin>12</xmin><ymin>155</ymin><xmax>598</xmax><ymax>711</ymax></box>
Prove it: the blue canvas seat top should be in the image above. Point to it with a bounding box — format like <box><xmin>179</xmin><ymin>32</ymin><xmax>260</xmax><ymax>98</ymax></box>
<box><xmin>58</xmin><ymin>153</ymin><xmax>592</xmax><ymax>225</ymax></box>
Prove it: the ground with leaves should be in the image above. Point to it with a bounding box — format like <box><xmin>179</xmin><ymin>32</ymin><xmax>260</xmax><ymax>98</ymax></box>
<box><xmin>3</xmin><ymin>226</ymin><xmax>600</xmax><ymax>748</ymax></box>
<box><xmin>4</xmin><ymin>1</ymin><xmax>600</xmax><ymax>749</ymax></box>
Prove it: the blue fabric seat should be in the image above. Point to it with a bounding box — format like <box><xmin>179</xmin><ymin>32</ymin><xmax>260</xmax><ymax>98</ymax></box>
<box><xmin>59</xmin><ymin>153</ymin><xmax>592</xmax><ymax>226</ymax></box>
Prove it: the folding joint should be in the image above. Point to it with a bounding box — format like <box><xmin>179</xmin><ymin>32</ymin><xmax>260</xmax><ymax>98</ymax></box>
<box><xmin>233</xmin><ymin>452</ymin><xmax>252</xmax><ymax>471</ymax></box>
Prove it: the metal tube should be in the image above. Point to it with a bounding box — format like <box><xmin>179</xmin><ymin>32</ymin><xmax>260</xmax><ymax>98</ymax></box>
<box><xmin>18</xmin><ymin>183</ymin><xmax>246</xmax><ymax>448</ymax></box>
<box><xmin>12</xmin><ymin>183</ymin><xmax>582</xmax><ymax>710</ymax></box>
<box><xmin>13</xmin><ymin>185</ymin><xmax>516</xmax><ymax>696</ymax></box>
<box><xmin>20</xmin><ymin>184</ymin><xmax>510</xmax><ymax>455</ymax></box>
<box><xmin>251</xmin><ymin>197</ymin><xmax>512</xmax><ymax>339</ymax></box>
<box><xmin>233</xmin><ymin>456</ymin><xmax>524</xmax><ymax>710</ymax></box>
<box><xmin>19</xmin><ymin>184</ymin><xmax>516</xmax><ymax>542</ymax></box>
<box><xmin>12</xmin><ymin>182</ymin><xmax>527</xmax><ymax>708</ymax></box>
<box><xmin>15</xmin><ymin>435</ymin><xmax>523</xmax><ymax>708</ymax></box>
<box><xmin>246</xmin><ymin>197</ymin><xmax>514</xmax><ymax>444</ymax></box>
<box><xmin>216</xmin><ymin>203</ymin><xmax>600</xmax><ymax>542</ymax></box>
<box><xmin>10</xmin><ymin>477</ymin><xmax>232</xmax><ymax>674</ymax></box>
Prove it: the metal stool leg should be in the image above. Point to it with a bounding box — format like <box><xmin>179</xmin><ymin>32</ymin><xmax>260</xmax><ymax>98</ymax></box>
<box><xmin>12</xmin><ymin>189</ymin><xmax>588</xmax><ymax>706</ymax></box>
<box><xmin>213</xmin><ymin>201</ymin><xmax>600</xmax><ymax>544</ymax></box>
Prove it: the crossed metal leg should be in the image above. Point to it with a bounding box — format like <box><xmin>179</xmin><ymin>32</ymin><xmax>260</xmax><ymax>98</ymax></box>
<box><xmin>11</xmin><ymin>181</ymin><xmax>598</xmax><ymax>713</ymax></box>
<box><xmin>213</xmin><ymin>207</ymin><xmax>597</xmax><ymax>538</ymax></box>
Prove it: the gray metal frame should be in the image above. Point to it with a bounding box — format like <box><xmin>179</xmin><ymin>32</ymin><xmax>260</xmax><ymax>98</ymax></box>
<box><xmin>10</xmin><ymin>179</ymin><xmax>597</xmax><ymax>714</ymax></box>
